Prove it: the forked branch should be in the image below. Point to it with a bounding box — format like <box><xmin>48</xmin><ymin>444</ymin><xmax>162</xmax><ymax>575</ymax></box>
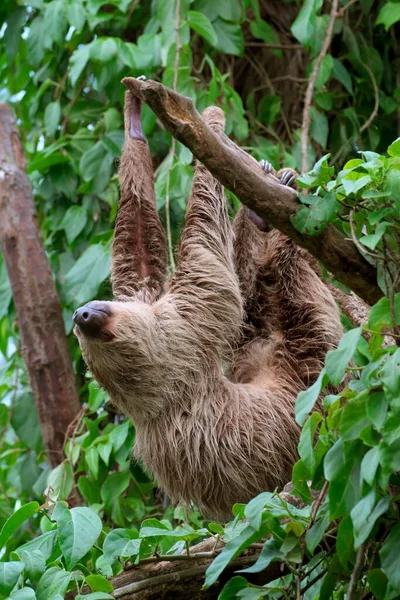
<box><xmin>122</xmin><ymin>77</ymin><xmax>381</xmax><ymax>306</ymax></box>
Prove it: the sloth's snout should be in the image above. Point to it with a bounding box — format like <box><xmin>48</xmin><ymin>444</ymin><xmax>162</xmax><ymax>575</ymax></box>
<box><xmin>73</xmin><ymin>302</ymin><xmax>112</xmax><ymax>339</ymax></box>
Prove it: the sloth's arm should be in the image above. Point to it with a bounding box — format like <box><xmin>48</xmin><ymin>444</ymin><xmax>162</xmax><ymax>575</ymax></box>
<box><xmin>111</xmin><ymin>92</ymin><xmax>167</xmax><ymax>302</ymax></box>
<box><xmin>168</xmin><ymin>107</ymin><xmax>242</xmax><ymax>362</ymax></box>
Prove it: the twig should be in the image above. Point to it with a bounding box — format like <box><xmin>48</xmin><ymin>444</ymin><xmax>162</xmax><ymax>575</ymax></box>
<box><xmin>163</xmin><ymin>0</ymin><xmax>181</xmax><ymax>271</ymax></box>
<box><xmin>301</xmin><ymin>0</ymin><xmax>339</xmax><ymax>172</ymax></box>
<box><xmin>301</xmin><ymin>566</ymin><xmax>329</xmax><ymax>594</ymax></box>
<box><xmin>347</xmin><ymin>544</ymin><xmax>366</xmax><ymax>599</ymax></box>
<box><xmin>359</xmin><ymin>64</ymin><xmax>379</xmax><ymax>133</ymax></box>
<box><xmin>245</xmin><ymin>42</ymin><xmax>303</xmax><ymax>49</ymax></box>
<box><xmin>337</xmin><ymin>0</ymin><xmax>359</xmax><ymax>17</ymax></box>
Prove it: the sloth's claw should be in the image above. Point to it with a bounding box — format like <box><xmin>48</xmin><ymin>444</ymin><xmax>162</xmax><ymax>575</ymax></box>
<box><xmin>278</xmin><ymin>168</ymin><xmax>298</xmax><ymax>189</ymax></box>
<box><xmin>259</xmin><ymin>159</ymin><xmax>276</xmax><ymax>176</ymax></box>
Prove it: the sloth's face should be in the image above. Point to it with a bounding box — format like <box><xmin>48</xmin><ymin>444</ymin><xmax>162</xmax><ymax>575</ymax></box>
<box><xmin>73</xmin><ymin>300</ymin><xmax>162</xmax><ymax>403</ymax></box>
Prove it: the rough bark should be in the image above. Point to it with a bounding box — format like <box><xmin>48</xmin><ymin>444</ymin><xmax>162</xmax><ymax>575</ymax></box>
<box><xmin>0</xmin><ymin>104</ymin><xmax>81</xmax><ymax>468</ymax></box>
<box><xmin>68</xmin><ymin>538</ymin><xmax>288</xmax><ymax>599</ymax></box>
<box><xmin>122</xmin><ymin>77</ymin><xmax>382</xmax><ymax>307</ymax></box>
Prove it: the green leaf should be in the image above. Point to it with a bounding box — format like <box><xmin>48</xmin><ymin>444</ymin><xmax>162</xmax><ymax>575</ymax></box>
<box><xmin>69</xmin><ymin>45</ymin><xmax>90</xmax><ymax>86</ymax></box>
<box><xmin>204</xmin><ymin>524</ymin><xmax>268</xmax><ymax>588</ymax></box>
<box><xmin>291</xmin><ymin>0</ymin><xmax>322</xmax><ymax>46</ymax></box>
<box><xmin>103</xmin><ymin>529</ymin><xmax>140</xmax><ymax>560</ymax></box>
<box><xmin>18</xmin><ymin>549</ymin><xmax>46</xmax><ymax>584</ymax></box>
<box><xmin>340</xmin><ymin>396</ymin><xmax>370</xmax><ymax>441</ymax></box>
<box><xmin>368</xmin><ymin>294</ymin><xmax>400</xmax><ymax>330</ymax></box>
<box><xmin>9</xmin><ymin>588</ymin><xmax>37</xmax><ymax>600</ymax></box>
<box><xmin>64</xmin><ymin>244</ymin><xmax>111</xmax><ymax>307</ymax></box>
<box><xmin>85</xmin><ymin>574</ymin><xmax>114</xmax><ymax>593</ymax></box>
<box><xmin>43</xmin><ymin>0</ymin><xmax>66</xmax><ymax>47</ymax></box>
<box><xmin>47</xmin><ymin>461</ymin><xmax>73</xmax><ymax>499</ymax></box>
<box><xmin>27</xmin><ymin>16</ymin><xmax>46</xmax><ymax>66</ymax></box>
<box><xmin>218</xmin><ymin>576</ymin><xmax>249</xmax><ymax>599</ymax></box>
<box><xmin>0</xmin><ymin>562</ymin><xmax>25</xmax><ymax>597</ymax></box>
<box><xmin>213</xmin><ymin>18</ymin><xmax>244</xmax><ymax>56</ymax></box>
<box><xmin>187</xmin><ymin>11</ymin><xmax>217</xmax><ymax>46</ymax></box>
<box><xmin>325</xmin><ymin>327</ymin><xmax>362</xmax><ymax>385</ymax></box>
<box><xmin>310</xmin><ymin>107</ymin><xmax>328</xmax><ymax>148</ymax></box>
<box><xmin>90</xmin><ymin>38</ymin><xmax>118</xmax><ymax>62</ymax></box>
<box><xmin>0</xmin><ymin>259</ymin><xmax>12</xmax><ymax>319</ymax></box>
<box><xmin>101</xmin><ymin>471</ymin><xmax>131</xmax><ymax>508</ymax></box>
<box><xmin>379</xmin><ymin>349</ymin><xmax>400</xmax><ymax>403</ymax></box>
<box><xmin>295</xmin><ymin>369</ymin><xmax>329</xmax><ymax>426</ymax></box>
<box><xmin>366</xmin><ymin>391</ymin><xmax>387</xmax><ymax>431</ymax></box>
<box><xmin>60</xmin><ymin>205</ymin><xmax>87</xmax><ymax>244</ymax></box>
<box><xmin>376</xmin><ymin>2</ymin><xmax>400</xmax><ymax>30</ymax></box>
<box><xmin>15</xmin><ymin>531</ymin><xmax>59</xmax><ymax>563</ymax></box>
<box><xmin>67</xmin><ymin>0</ymin><xmax>86</xmax><ymax>32</ymax></box>
<box><xmin>380</xmin><ymin>523</ymin><xmax>400</xmax><ymax>589</ymax></box>
<box><xmin>86</xmin><ymin>446</ymin><xmax>99</xmax><ymax>479</ymax></box>
<box><xmin>336</xmin><ymin>515</ymin><xmax>354</xmax><ymax>568</ymax></box>
<box><xmin>244</xmin><ymin>492</ymin><xmax>273</xmax><ymax>531</ymax></box>
<box><xmin>291</xmin><ymin>191</ymin><xmax>337</xmax><ymax>235</ymax></box>
<box><xmin>11</xmin><ymin>391</ymin><xmax>42</xmax><ymax>452</ymax></box>
<box><xmin>52</xmin><ymin>503</ymin><xmax>102</xmax><ymax>569</ymax></box>
<box><xmin>88</xmin><ymin>381</ymin><xmax>108</xmax><ymax>412</ymax></box>
<box><xmin>315</xmin><ymin>54</ymin><xmax>334</xmax><ymax>90</ymax></box>
<box><xmin>305</xmin><ymin>509</ymin><xmax>330</xmax><ymax>553</ymax></box>
<box><xmin>352</xmin><ymin>493</ymin><xmax>390</xmax><ymax>547</ymax></box>
<box><xmin>298</xmin><ymin>412</ymin><xmax>322</xmax><ymax>474</ymax></box>
<box><xmin>388</xmin><ymin>138</ymin><xmax>400</xmax><ymax>157</ymax></box>
<box><xmin>0</xmin><ymin>501</ymin><xmax>39</xmax><ymax>549</ymax></box>
<box><xmin>367</xmin><ymin>569</ymin><xmax>388</xmax><ymax>600</ymax></box>
<box><xmin>332</xmin><ymin>59</ymin><xmax>353</xmax><ymax>94</ymax></box>
<box><xmin>44</xmin><ymin>101</ymin><xmax>61</xmax><ymax>137</ymax></box>
<box><xmin>238</xmin><ymin>538</ymin><xmax>284</xmax><ymax>573</ymax></box>
<box><xmin>361</xmin><ymin>446</ymin><xmax>380</xmax><ymax>485</ymax></box>
<box><xmin>36</xmin><ymin>567</ymin><xmax>71</xmax><ymax>600</ymax></box>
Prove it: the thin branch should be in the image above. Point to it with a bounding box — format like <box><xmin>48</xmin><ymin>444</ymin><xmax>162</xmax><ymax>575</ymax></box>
<box><xmin>122</xmin><ymin>77</ymin><xmax>382</xmax><ymax>305</ymax></box>
<box><xmin>164</xmin><ymin>0</ymin><xmax>181</xmax><ymax>271</ymax></box>
<box><xmin>245</xmin><ymin>42</ymin><xmax>303</xmax><ymax>49</ymax></box>
<box><xmin>337</xmin><ymin>0</ymin><xmax>359</xmax><ymax>17</ymax></box>
<box><xmin>301</xmin><ymin>0</ymin><xmax>340</xmax><ymax>172</ymax></box>
<box><xmin>359</xmin><ymin>63</ymin><xmax>379</xmax><ymax>133</ymax></box>
<box><xmin>347</xmin><ymin>544</ymin><xmax>366</xmax><ymax>600</ymax></box>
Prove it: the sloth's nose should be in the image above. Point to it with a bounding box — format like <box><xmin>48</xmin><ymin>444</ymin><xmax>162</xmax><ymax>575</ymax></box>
<box><xmin>73</xmin><ymin>302</ymin><xmax>111</xmax><ymax>337</ymax></box>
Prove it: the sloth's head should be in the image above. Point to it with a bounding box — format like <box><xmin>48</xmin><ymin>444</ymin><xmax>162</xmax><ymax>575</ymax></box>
<box><xmin>73</xmin><ymin>300</ymin><xmax>165</xmax><ymax>416</ymax></box>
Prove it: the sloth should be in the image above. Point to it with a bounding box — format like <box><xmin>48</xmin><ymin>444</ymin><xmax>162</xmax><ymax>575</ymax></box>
<box><xmin>73</xmin><ymin>91</ymin><xmax>342</xmax><ymax>521</ymax></box>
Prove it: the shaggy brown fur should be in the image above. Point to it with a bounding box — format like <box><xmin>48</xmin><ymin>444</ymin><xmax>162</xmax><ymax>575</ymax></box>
<box><xmin>74</xmin><ymin>93</ymin><xmax>342</xmax><ymax>521</ymax></box>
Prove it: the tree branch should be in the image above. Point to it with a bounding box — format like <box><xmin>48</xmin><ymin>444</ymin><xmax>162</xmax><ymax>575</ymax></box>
<box><xmin>69</xmin><ymin>538</ymin><xmax>288</xmax><ymax>599</ymax></box>
<box><xmin>122</xmin><ymin>77</ymin><xmax>382</xmax><ymax>306</ymax></box>
<box><xmin>301</xmin><ymin>0</ymin><xmax>339</xmax><ymax>172</ymax></box>
<box><xmin>0</xmin><ymin>104</ymin><xmax>81</xmax><ymax>468</ymax></box>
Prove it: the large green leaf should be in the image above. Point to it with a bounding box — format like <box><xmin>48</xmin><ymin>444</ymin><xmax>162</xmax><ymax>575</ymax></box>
<box><xmin>64</xmin><ymin>244</ymin><xmax>111</xmax><ymax>306</ymax></box>
<box><xmin>103</xmin><ymin>528</ymin><xmax>140</xmax><ymax>560</ymax></box>
<box><xmin>0</xmin><ymin>562</ymin><xmax>25</xmax><ymax>597</ymax></box>
<box><xmin>0</xmin><ymin>502</ymin><xmax>39</xmax><ymax>550</ymax></box>
<box><xmin>52</xmin><ymin>503</ymin><xmax>102</xmax><ymax>569</ymax></box>
<box><xmin>36</xmin><ymin>567</ymin><xmax>71</xmax><ymax>600</ymax></box>
<box><xmin>187</xmin><ymin>11</ymin><xmax>217</xmax><ymax>46</ymax></box>
<box><xmin>325</xmin><ymin>327</ymin><xmax>362</xmax><ymax>385</ymax></box>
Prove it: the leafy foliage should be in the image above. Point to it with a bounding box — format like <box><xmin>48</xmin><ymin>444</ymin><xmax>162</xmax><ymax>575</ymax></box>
<box><xmin>1</xmin><ymin>0</ymin><xmax>400</xmax><ymax>598</ymax></box>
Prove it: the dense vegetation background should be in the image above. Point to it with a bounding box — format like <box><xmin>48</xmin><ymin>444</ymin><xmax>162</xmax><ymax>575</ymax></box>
<box><xmin>0</xmin><ymin>0</ymin><xmax>400</xmax><ymax>598</ymax></box>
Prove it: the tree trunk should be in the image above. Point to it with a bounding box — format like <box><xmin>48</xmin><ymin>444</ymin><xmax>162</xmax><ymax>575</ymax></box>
<box><xmin>0</xmin><ymin>104</ymin><xmax>81</xmax><ymax>468</ymax></box>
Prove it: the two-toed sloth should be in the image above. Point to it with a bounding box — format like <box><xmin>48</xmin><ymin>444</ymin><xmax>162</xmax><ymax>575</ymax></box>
<box><xmin>73</xmin><ymin>92</ymin><xmax>342</xmax><ymax>521</ymax></box>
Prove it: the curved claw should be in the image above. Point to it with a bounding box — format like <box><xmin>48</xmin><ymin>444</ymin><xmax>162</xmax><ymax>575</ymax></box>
<box><xmin>259</xmin><ymin>159</ymin><xmax>276</xmax><ymax>176</ymax></box>
<box><xmin>278</xmin><ymin>168</ymin><xmax>298</xmax><ymax>189</ymax></box>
